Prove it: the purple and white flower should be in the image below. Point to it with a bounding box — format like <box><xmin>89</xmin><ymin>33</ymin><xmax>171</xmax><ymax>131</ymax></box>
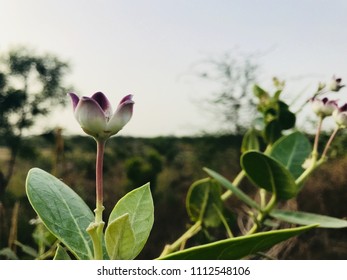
<box><xmin>68</xmin><ymin>92</ymin><xmax>134</xmax><ymax>139</ymax></box>
<box><xmin>330</xmin><ymin>76</ymin><xmax>344</xmax><ymax>92</ymax></box>
<box><xmin>333</xmin><ymin>103</ymin><xmax>347</xmax><ymax>127</ymax></box>
<box><xmin>311</xmin><ymin>97</ymin><xmax>338</xmax><ymax>118</ymax></box>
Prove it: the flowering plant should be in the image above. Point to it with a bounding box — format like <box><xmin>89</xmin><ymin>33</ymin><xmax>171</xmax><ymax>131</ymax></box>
<box><xmin>25</xmin><ymin>78</ymin><xmax>347</xmax><ymax>260</ymax></box>
<box><xmin>26</xmin><ymin>92</ymin><xmax>154</xmax><ymax>260</ymax></box>
<box><xmin>158</xmin><ymin>77</ymin><xmax>347</xmax><ymax>259</ymax></box>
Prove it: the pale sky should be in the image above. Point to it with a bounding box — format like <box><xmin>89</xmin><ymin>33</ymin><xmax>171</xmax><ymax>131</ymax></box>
<box><xmin>1</xmin><ymin>0</ymin><xmax>347</xmax><ymax>137</ymax></box>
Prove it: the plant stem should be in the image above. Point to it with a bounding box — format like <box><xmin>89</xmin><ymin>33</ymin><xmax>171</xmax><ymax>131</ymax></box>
<box><xmin>159</xmin><ymin>221</ymin><xmax>202</xmax><ymax>258</ymax></box>
<box><xmin>221</xmin><ymin>170</ymin><xmax>245</xmax><ymax>201</ymax></box>
<box><xmin>295</xmin><ymin>117</ymin><xmax>332</xmax><ymax>187</ymax></box>
<box><xmin>159</xmin><ymin>170</ymin><xmax>246</xmax><ymax>258</ymax></box>
<box><xmin>247</xmin><ymin>192</ymin><xmax>277</xmax><ymax>235</ymax></box>
<box><xmin>259</xmin><ymin>189</ymin><xmax>267</xmax><ymax>209</ymax></box>
<box><xmin>295</xmin><ymin>157</ymin><xmax>326</xmax><ymax>187</ymax></box>
<box><xmin>95</xmin><ymin>140</ymin><xmax>106</xmax><ymax>223</ymax></box>
<box><xmin>87</xmin><ymin>223</ymin><xmax>104</xmax><ymax>260</ymax></box>
<box><xmin>312</xmin><ymin>116</ymin><xmax>324</xmax><ymax>161</ymax></box>
<box><xmin>321</xmin><ymin>126</ymin><xmax>340</xmax><ymax>159</ymax></box>
<box><xmin>213</xmin><ymin>203</ymin><xmax>233</xmax><ymax>238</ymax></box>
<box><xmin>87</xmin><ymin>139</ymin><xmax>106</xmax><ymax>260</ymax></box>
<box><xmin>295</xmin><ymin>126</ymin><xmax>339</xmax><ymax>187</ymax></box>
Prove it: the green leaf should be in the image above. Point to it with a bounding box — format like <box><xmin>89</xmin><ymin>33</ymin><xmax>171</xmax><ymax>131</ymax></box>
<box><xmin>253</xmin><ymin>84</ymin><xmax>269</xmax><ymax>99</ymax></box>
<box><xmin>265</xmin><ymin>120</ymin><xmax>282</xmax><ymax>144</ymax></box>
<box><xmin>186</xmin><ymin>178</ymin><xmax>223</xmax><ymax>227</ymax></box>
<box><xmin>273</xmin><ymin>89</ymin><xmax>282</xmax><ymax>100</ymax></box>
<box><xmin>54</xmin><ymin>244</ymin><xmax>72</xmax><ymax>260</ymax></box>
<box><xmin>108</xmin><ymin>183</ymin><xmax>154</xmax><ymax>259</ymax></box>
<box><xmin>203</xmin><ymin>168</ymin><xmax>261</xmax><ymax>210</ymax></box>
<box><xmin>241</xmin><ymin>151</ymin><xmax>298</xmax><ymax>200</ymax></box>
<box><xmin>26</xmin><ymin>168</ymin><xmax>94</xmax><ymax>260</ymax></box>
<box><xmin>0</xmin><ymin>248</ymin><xmax>18</xmax><ymax>260</ymax></box>
<box><xmin>159</xmin><ymin>224</ymin><xmax>317</xmax><ymax>260</ymax></box>
<box><xmin>105</xmin><ymin>213</ymin><xmax>136</xmax><ymax>260</ymax></box>
<box><xmin>278</xmin><ymin>101</ymin><xmax>296</xmax><ymax>130</ymax></box>
<box><xmin>241</xmin><ymin>128</ymin><xmax>260</xmax><ymax>153</ymax></box>
<box><xmin>270</xmin><ymin>210</ymin><xmax>347</xmax><ymax>228</ymax></box>
<box><xmin>270</xmin><ymin>132</ymin><xmax>312</xmax><ymax>178</ymax></box>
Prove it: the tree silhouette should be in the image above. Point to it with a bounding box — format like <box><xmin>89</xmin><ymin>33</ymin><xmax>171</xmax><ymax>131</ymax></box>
<box><xmin>0</xmin><ymin>47</ymin><xmax>70</xmax><ymax>195</ymax></box>
<box><xmin>195</xmin><ymin>51</ymin><xmax>259</xmax><ymax>134</ymax></box>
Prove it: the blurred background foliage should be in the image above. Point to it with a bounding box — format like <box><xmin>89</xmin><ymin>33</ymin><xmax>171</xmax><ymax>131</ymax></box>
<box><xmin>1</xmin><ymin>132</ymin><xmax>347</xmax><ymax>259</ymax></box>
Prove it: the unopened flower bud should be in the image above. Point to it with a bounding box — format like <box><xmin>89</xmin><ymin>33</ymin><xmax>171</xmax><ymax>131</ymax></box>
<box><xmin>330</xmin><ymin>76</ymin><xmax>344</xmax><ymax>92</ymax></box>
<box><xmin>333</xmin><ymin>103</ymin><xmax>347</xmax><ymax>127</ymax></box>
<box><xmin>311</xmin><ymin>97</ymin><xmax>338</xmax><ymax>118</ymax></box>
<box><xmin>68</xmin><ymin>92</ymin><xmax>134</xmax><ymax>140</ymax></box>
<box><xmin>302</xmin><ymin>157</ymin><xmax>313</xmax><ymax>169</ymax></box>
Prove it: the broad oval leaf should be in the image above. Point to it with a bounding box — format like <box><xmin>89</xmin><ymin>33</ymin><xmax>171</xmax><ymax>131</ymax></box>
<box><xmin>159</xmin><ymin>224</ymin><xmax>317</xmax><ymax>260</ymax></box>
<box><xmin>186</xmin><ymin>178</ymin><xmax>223</xmax><ymax>227</ymax></box>
<box><xmin>204</xmin><ymin>168</ymin><xmax>261</xmax><ymax>210</ymax></box>
<box><xmin>26</xmin><ymin>168</ymin><xmax>94</xmax><ymax>260</ymax></box>
<box><xmin>270</xmin><ymin>209</ymin><xmax>347</xmax><ymax>228</ymax></box>
<box><xmin>105</xmin><ymin>213</ymin><xmax>136</xmax><ymax>260</ymax></box>
<box><xmin>108</xmin><ymin>183</ymin><xmax>153</xmax><ymax>259</ymax></box>
<box><xmin>270</xmin><ymin>132</ymin><xmax>311</xmax><ymax>178</ymax></box>
<box><xmin>241</xmin><ymin>151</ymin><xmax>298</xmax><ymax>200</ymax></box>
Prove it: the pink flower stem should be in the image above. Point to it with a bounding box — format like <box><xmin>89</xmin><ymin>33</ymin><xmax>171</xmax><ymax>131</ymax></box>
<box><xmin>296</xmin><ymin>125</ymin><xmax>340</xmax><ymax>188</ymax></box>
<box><xmin>86</xmin><ymin>139</ymin><xmax>107</xmax><ymax>259</ymax></box>
<box><xmin>321</xmin><ymin>126</ymin><xmax>340</xmax><ymax>160</ymax></box>
<box><xmin>95</xmin><ymin>139</ymin><xmax>106</xmax><ymax>223</ymax></box>
<box><xmin>312</xmin><ymin>116</ymin><xmax>323</xmax><ymax>160</ymax></box>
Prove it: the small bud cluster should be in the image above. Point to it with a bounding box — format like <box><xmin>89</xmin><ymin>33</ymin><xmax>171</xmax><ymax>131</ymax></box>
<box><xmin>311</xmin><ymin>76</ymin><xmax>346</xmax><ymax>127</ymax></box>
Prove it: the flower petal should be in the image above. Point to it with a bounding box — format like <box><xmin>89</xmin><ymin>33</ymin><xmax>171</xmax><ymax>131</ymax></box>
<box><xmin>118</xmin><ymin>94</ymin><xmax>134</xmax><ymax>106</ymax></box>
<box><xmin>106</xmin><ymin>94</ymin><xmax>134</xmax><ymax>135</ymax></box>
<box><xmin>75</xmin><ymin>96</ymin><xmax>107</xmax><ymax>137</ymax></box>
<box><xmin>91</xmin><ymin>92</ymin><xmax>113</xmax><ymax>119</ymax></box>
<box><xmin>68</xmin><ymin>93</ymin><xmax>80</xmax><ymax>111</ymax></box>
